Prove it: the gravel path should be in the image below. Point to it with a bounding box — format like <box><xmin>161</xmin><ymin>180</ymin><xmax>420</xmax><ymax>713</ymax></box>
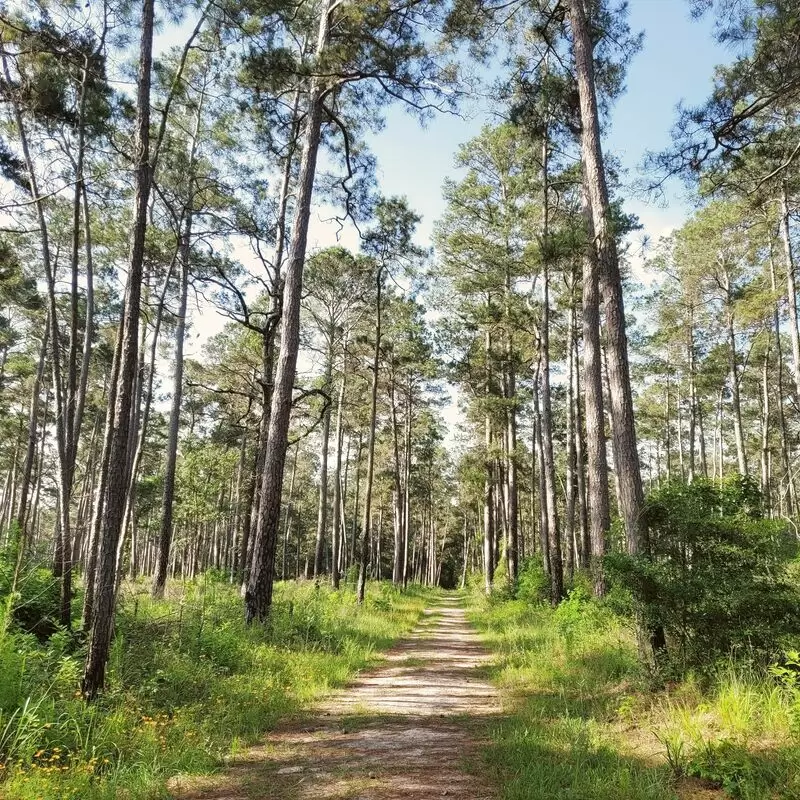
<box><xmin>170</xmin><ymin>595</ymin><xmax>501</xmax><ymax>800</ymax></box>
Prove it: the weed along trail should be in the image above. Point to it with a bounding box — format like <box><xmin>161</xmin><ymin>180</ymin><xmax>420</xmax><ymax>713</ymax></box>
<box><xmin>170</xmin><ymin>594</ymin><xmax>501</xmax><ymax>799</ymax></box>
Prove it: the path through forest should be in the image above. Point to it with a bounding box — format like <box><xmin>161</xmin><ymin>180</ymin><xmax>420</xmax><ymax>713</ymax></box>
<box><xmin>170</xmin><ymin>595</ymin><xmax>501</xmax><ymax>799</ymax></box>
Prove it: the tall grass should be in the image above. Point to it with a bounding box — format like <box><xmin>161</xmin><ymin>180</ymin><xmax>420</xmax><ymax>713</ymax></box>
<box><xmin>0</xmin><ymin>576</ymin><xmax>434</xmax><ymax>800</ymax></box>
<box><xmin>469</xmin><ymin>587</ymin><xmax>800</xmax><ymax>800</ymax></box>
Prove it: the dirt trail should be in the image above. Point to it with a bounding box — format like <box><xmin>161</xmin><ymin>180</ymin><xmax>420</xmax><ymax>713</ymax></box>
<box><xmin>170</xmin><ymin>596</ymin><xmax>501</xmax><ymax>800</ymax></box>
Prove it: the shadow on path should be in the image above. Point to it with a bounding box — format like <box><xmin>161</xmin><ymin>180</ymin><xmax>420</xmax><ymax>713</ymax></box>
<box><xmin>169</xmin><ymin>597</ymin><xmax>500</xmax><ymax>800</ymax></box>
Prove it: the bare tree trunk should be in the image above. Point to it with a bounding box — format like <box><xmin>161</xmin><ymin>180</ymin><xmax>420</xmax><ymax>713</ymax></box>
<box><xmin>664</xmin><ymin>378</ymin><xmax>672</xmax><ymax>480</ymax></box>
<box><xmin>82</xmin><ymin>360</ymin><xmax>119</xmax><ymax>632</ymax></box>
<box><xmin>698</xmin><ymin>399</ymin><xmax>709</xmax><ymax>479</ymax></box>
<box><xmin>313</xmin><ymin>332</ymin><xmax>334</xmax><ymax>579</ymax></box>
<box><xmin>10</xmin><ymin>326</ymin><xmax>48</xmax><ymax>596</ymax></box>
<box><xmin>761</xmin><ymin>340</ymin><xmax>771</xmax><ymax>512</ymax></box>
<box><xmin>677</xmin><ymin>388</ymin><xmax>686</xmax><ymax>480</ymax></box>
<box><xmin>565</xmin><ymin>295</ymin><xmax>577</xmax><ymax>577</ymax></box>
<box><xmin>725</xmin><ymin>295</ymin><xmax>748</xmax><ymax>476</ymax></box>
<box><xmin>390</xmin><ymin>382</ymin><xmax>404</xmax><ymax>585</ymax></box>
<box><xmin>770</xmin><ymin>251</ymin><xmax>794</xmax><ymax>514</ymax></box>
<box><xmin>82</xmin><ymin>0</ymin><xmax>155</xmax><ymax>698</ymax></box>
<box><xmin>539</xmin><ymin>286</ymin><xmax>562</xmax><ymax>605</ymax></box>
<box><xmin>125</xmin><ymin>246</ymin><xmax>178</xmax><ymax>567</ymax></box>
<box><xmin>357</xmin><ymin>269</ymin><xmax>383</xmax><ymax>604</ymax></box>
<box><xmin>580</xmin><ymin>191</ymin><xmax>610</xmax><ymax>595</ymax></box>
<box><xmin>1</xmin><ymin>52</ymin><xmax>76</xmax><ymax>627</ymax></box>
<box><xmin>402</xmin><ymin>386</ymin><xmax>412</xmax><ymax>588</ymax></box>
<box><xmin>13</xmin><ymin>323</ymin><xmax>48</xmax><ymax>536</ymax></box>
<box><xmin>152</xmin><ymin>206</ymin><xmax>193</xmax><ymax>598</ymax></box>
<box><xmin>687</xmin><ymin>312</ymin><xmax>698</xmax><ymax>482</ymax></box>
<box><xmin>569</xmin><ymin>0</ymin><xmax>644</xmax><ymax>557</ymax></box>
<box><xmin>504</xmin><ymin>349</ymin><xmax>519</xmax><ymax>583</ymax></box>
<box><xmin>281</xmin><ymin>443</ymin><xmax>299</xmax><ymax>581</ymax></box>
<box><xmin>245</xmin><ymin>0</ymin><xmax>331</xmax><ymax>622</ymax></box>
<box><xmin>483</xmin><ymin>327</ymin><xmax>495</xmax><ymax>595</ymax></box>
<box><xmin>349</xmin><ymin>433</ymin><xmax>362</xmax><ymax>573</ymax></box>
<box><xmin>533</xmin><ymin>365</ymin><xmax>549</xmax><ymax>574</ymax></box>
<box><xmin>244</xmin><ymin>90</ymin><xmax>300</xmax><ymax>588</ymax></box>
<box><xmin>781</xmin><ymin>182</ymin><xmax>800</xmax><ymax>402</ymax></box>
<box><xmin>331</xmin><ymin>361</ymin><xmax>346</xmax><ymax>589</ymax></box>
<box><xmin>571</xmin><ymin>276</ymin><xmax>590</xmax><ymax>569</ymax></box>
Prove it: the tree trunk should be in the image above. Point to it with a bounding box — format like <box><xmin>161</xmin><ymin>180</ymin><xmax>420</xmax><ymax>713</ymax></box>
<box><xmin>244</xmin><ymin>0</ymin><xmax>331</xmax><ymax>622</ymax></box>
<box><xmin>152</xmin><ymin>207</ymin><xmax>193</xmax><ymax>599</ymax></box>
<box><xmin>356</xmin><ymin>269</ymin><xmax>383</xmax><ymax>604</ymax></box>
<box><xmin>571</xmin><ymin>277</ymin><xmax>590</xmax><ymax>569</ymax></box>
<box><xmin>565</xmin><ymin>297</ymin><xmax>577</xmax><ymax>577</ymax></box>
<box><xmin>725</xmin><ymin>290</ymin><xmax>748</xmax><ymax>476</ymax></box>
<box><xmin>313</xmin><ymin>331</ymin><xmax>334</xmax><ymax>578</ymax></box>
<box><xmin>331</xmin><ymin>361</ymin><xmax>346</xmax><ymax>590</ymax></box>
<box><xmin>770</xmin><ymin>250</ymin><xmax>794</xmax><ymax>515</ymax></box>
<box><xmin>580</xmin><ymin>189</ymin><xmax>610</xmax><ymax>595</ymax></box>
<box><xmin>10</xmin><ymin>324</ymin><xmax>48</xmax><ymax>595</ymax></box>
<box><xmin>402</xmin><ymin>386</ymin><xmax>412</xmax><ymax>588</ymax></box>
<box><xmin>569</xmin><ymin>0</ymin><xmax>644</xmax><ymax>557</ymax></box>
<box><xmin>82</xmin><ymin>0</ymin><xmax>155</xmax><ymax>698</ymax></box>
<box><xmin>533</xmin><ymin>365</ymin><xmax>549</xmax><ymax>574</ymax></box>
<box><xmin>390</xmin><ymin>381</ymin><xmax>404</xmax><ymax>585</ymax></box>
<box><xmin>13</xmin><ymin>323</ymin><xmax>48</xmax><ymax>536</ymax></box>
<box><xmin>761</xmin><ymin>341</ymin><xmax>771</xmax><ymax>512</ymax></box>
<box><xmin>781</xmin><ymin>182</ymin><xmax>800</xmax><ymax>402</ymax></box>
<box><xmin>281</xmin><ymin>443</ymin><xmax>299</xmax><ymax>580</ymax></box>
<box><xmin>539</xmin><ymin>276</ymin><xmax>563</xmax><ymax>605</ymax></box>
<box><xmin>687</xmin><ymin>312</ymin><xmax>698</xmax><ymax>482</ymax></box>
<box><xmin>1</xmin><ymin>51</ymin><xmax>76</xmax><ymax>627</ymax></box>
<box><xmin>504</xmin><ymin>347</ymin><xmax>519</xmax><ymax>583</ymax></box>
<box><xmin>483</xmin><ymin>327</ymin><xmax>495</xmax><ymax>595</ymax></box>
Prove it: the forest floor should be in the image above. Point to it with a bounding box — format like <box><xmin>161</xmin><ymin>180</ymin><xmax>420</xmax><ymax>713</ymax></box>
<box><xmin>169</xmin><ymin>595</ymin><xmax>500</xmax><ymax>800</ymax></box>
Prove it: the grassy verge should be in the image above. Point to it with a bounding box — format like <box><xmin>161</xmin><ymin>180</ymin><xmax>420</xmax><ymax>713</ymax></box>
<box><xmin>468</xmin><ymin>588</ymin><xmax>800</xmax><ymax>800</ymax></box>
<box><xmin>0</xmin><ymin>576</ymin><xmax>435</xmax><ymax>800</ymax></box>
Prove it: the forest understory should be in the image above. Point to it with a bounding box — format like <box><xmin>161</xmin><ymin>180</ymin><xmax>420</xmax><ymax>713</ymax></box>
<box><xmin>3</xmin><ymin>576</ymin><xmax>800</xmax><ymax>799</ymax></box>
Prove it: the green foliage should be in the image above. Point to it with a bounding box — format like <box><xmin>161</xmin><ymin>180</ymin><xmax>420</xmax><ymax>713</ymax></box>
<box><xmin>471</xmin><ymin>584</ymin><xmax>800</xmax><ymax>800</ymax></box>
<box><xmin>605</xmin><ymin>477</ymin><xmax>800</xmax><ymax>670</ymax></box>
<box><xmin>0</xmin><ymin>546</ymin><xmax>60</xmax><ymax>639</ymax></box>
<box><xmin>0</xmin><ymin>577</ymin><xmax>433</xmax><ymax>799</ymax></box>
<box><xmin>515</xmin><ymin>558</ymin><xmax>548</xmax><ymax>604</ymax></box>
<box><xmin>468</xmin><ymin>590</ymin><xmax>665</xmax><ymax>800</ymax></box>
<box><xmin>552</xmin><ymin>586</ymin><xmax>612</xmax><ymax>654</ymax></box>
<box><xmin>686</xmin><ymin>737</ymin><xmax>800</xmax><ymax>799</ymax></box>
<box><xmin>651</xmin><ymin>660</ymin><xmax>800</xmax><ymax>800</ymax></box>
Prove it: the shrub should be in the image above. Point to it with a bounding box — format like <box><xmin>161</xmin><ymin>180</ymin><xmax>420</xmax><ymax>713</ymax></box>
<box><xmin>516</xmin><ymin>558</ymin><xmax>549</xmax><ymax>604</ymax></box>
<box><xmin>606</xmin><ymin>477</ymin><xmax>800</xmax><ymax>670</ymax></box>
<box><xmin>0</xmin><ymin>544</ymin><xmax>60</xmax><ymax>639</ymax></box>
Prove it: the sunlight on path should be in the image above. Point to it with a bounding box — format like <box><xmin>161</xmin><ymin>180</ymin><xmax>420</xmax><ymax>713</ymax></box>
<box><xmin>169</xmin><ymin>596</ymin><xmax>500</xmax><ymax>800</ymax></box>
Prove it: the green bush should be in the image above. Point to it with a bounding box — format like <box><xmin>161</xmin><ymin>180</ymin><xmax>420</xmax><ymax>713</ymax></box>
<box><xmin>515</xmin><ymin>558</ymin><xmax>549</xmax><ymax>604</ymax></box>
<box><xmin>0</xmin><ymin>544</ymin><xmax>60</xmax><ymax>639</ymax></box>
<box><xmin>606</xmin><ymin>477</ymin><xmax>800</xmax><ymax>670</ymax></box>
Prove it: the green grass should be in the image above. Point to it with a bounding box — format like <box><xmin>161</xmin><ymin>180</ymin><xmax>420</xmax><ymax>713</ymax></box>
<box><xmin>468</xmin><ymin>588</ymin><xmax>800</xmax><ymax>800</ymax></box>
<box><xmin>0</xmin><ymin>575</ymin><xmax>435</xmax><ymax>800</ymax></box>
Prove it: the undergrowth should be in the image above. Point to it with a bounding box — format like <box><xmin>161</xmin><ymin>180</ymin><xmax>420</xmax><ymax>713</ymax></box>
<box><xmin>0</xmin><ymin>575</ymin><xmax>433</xmax><ymax>800</ymax></box>
<box><xmin>470</xmin><ymin>584</ymin><xmax>800</xmax><ymax>800</ymax></box>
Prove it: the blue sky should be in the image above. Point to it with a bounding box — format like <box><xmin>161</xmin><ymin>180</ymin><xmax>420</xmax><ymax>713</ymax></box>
<box><xmin>188</xmin><ymin>2</ymin><xmax>733</xmax><ymax>355</ymax></box>
<box><xmin>349</xmin><ymin>1</ymin><xmax>730</xmax><ymax>254</ymax></box>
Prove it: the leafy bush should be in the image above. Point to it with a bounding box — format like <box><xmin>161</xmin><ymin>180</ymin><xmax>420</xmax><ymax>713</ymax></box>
<box><xmin>515</xmin><ymin>558</ymin><xmax>549</xmax><ymax>604</ymax></box>
<box><xmin>0</xmin><ymin>544</ymin><xmax>60</xmax><ymax>639</ymax></box>
<box><xmin>606</xmin><ymin>477</ymin><xmax>800</xmax><ymax>670</ymax></box>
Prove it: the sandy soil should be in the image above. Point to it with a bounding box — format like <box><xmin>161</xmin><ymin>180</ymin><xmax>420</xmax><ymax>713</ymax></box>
<box><xmin>169</xmin><ymin>596</ymin><xmax>501</xmax><ymax>800</ymax></box>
